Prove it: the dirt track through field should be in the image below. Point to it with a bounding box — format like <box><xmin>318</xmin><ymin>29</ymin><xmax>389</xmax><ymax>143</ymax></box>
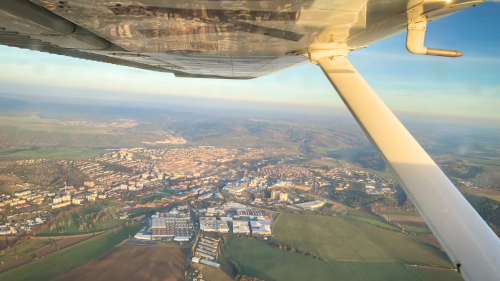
<box><xmin>52</xmin><ymin>246</ymin><xmax>189</xmax><ymax>281</ymax></box>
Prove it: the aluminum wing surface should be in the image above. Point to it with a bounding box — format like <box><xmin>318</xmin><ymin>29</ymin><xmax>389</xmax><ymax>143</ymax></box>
<box><xmin>0</xmin><ymin>0</ymin><xmax>475</xmax><ymax>79</ymax></box>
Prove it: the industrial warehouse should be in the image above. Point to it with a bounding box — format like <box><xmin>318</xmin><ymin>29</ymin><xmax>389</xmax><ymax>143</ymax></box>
<box><xmin>192</xmin><ymin>236</ymin><xmax>221</xmax><ymax>267</ymax></box>
<box><xmin>199</xmin><ymin>217</ymin><xmax>229</xmax><ymax>233</ymax></box>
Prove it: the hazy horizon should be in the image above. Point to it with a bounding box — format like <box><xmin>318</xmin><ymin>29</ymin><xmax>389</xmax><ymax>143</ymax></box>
<box><xmin>1</xmin><ymin>93</ymin><xmax>499</xmax><ymax>130</ymax></box>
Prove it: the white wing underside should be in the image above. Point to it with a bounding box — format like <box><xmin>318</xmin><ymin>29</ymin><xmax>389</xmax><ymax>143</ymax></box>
<box><xmin>0</xmin><ymin>0</ymin><xmax>475</xmax><ymax>79</ymax></box>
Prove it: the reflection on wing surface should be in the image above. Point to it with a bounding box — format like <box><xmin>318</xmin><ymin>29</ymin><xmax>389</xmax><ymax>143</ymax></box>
<box><xmin>0</xmin><ymin>0</ymin><xmax>478</xmax><ymax>77</ymax></box>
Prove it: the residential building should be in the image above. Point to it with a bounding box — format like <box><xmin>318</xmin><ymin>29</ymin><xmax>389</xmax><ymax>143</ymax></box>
<box><xmin>271</xmin><ymin>190</ymin><xmax>280</xmax><ymax>200</ymax></box>
<box><xmin>280</xmin><ymin>192</ymin><xmax>288</xmax><ymax>202</ymax></box>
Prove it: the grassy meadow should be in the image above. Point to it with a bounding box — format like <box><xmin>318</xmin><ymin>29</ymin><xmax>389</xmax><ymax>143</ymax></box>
<box><xmin>0</xmin><ymin>239</ymin><xmax>60</xmax><ymax>265</ymax></box>
<box><xmin>458</xmin><ymin>187</ymin><xmax>500</xmax><ymax>202</ymax></box>
<box><xmin>222</xmin><ymin>239</ymin><xmax>461</xmax><ymax>281</ymax></box>
<box><xmin>272</xmin><ymin>213</ymin><xmax>452</xmax><ymax>267</ymax></box>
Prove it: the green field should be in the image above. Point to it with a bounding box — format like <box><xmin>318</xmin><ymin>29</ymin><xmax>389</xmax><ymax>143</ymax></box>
<box><xmin>347</xmin><ymin>210</ymin><xmax>384</xmax><ymax>220</ymax></box>
<box><xmin>41</xmin><ymin>204</ymin><xmax>123</xmax><ymax>236</ymax></box>
<box><xmin>458</xmin><ymin>187</ymin><xmax>500</xmax><ymax>202</ymax></box>
<box><xmin>222</xmin><ymin>239</ymin><xmax>461</xmax><ymax>281</ymax></box>
<box><xmin>459</xmin><ymin>157</ymin><xmax>500</xmax><ymax>168</ymax></box>
<box><xmin>272</xmin><ymin>213</ymin><xmax>452</xmax><ymax>266</ymax></box>
<box><xmin>142</xmin><ymin>189</ymin><xmax>174</xmax><ymax>202</ymax></box>
<box><xmin>127</xmin><ymin>207</ymin><xmax>155</xmax><ymax>216</ymax></box>
<box><xmin>408</xmin><ymin>267</ymin><xmax>462</xmax><ymax>281</ymax></box>
<box><xmin>158</xmin><ymin>189</ymin><xmax>175</xmax><ymax>195</ymax></box>
<box><xmin>344</xmin><ymin>216</ymin><xmax>401</xmax><ymax>231</ymax></box>
<box><xmin>143</xmin><ymin>193</ymin><xmax>166</xmax><ymax>203</ymax></box>
<box><xmin>0</xmin><ymin>115</ymin><xmax>142</xmax><ymax>149</ymax></box>
<box><xmin>312</xmin><ymin>147</ymin><xmax>338</xmax><ymax>155</ymax></box>
<box><xmin>0</xmin><ymin>239</ymin><xmax>60</xmax><ymax>265</ymax></box>
<box><xmin>401</xmin><ymin>226</ymin><xmax>432</xmax><ymax>235</ymax></box>
<box><xmin>0</xmin><ymin>148</ymin><xmax>104</xmax><ymax>161</ymax></box>
<box><xmin>0</xmin><ymin>224</ymin><xmax>142</xmax><ymax>281</ymax></box>
<box><xmin>126</xmin><ymin>207</ymin><xmax>165</xmax><ymax>216</ymax></box>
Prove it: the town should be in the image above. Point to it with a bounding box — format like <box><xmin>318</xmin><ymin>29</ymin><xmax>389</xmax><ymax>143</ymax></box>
<box><xmin>0</xmin><ymin>147</ymin><xmax>397</xmax><ymax>237</ymax></box>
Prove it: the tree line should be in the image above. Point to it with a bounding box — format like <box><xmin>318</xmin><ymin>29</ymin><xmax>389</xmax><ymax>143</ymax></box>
<box><xmin>218</xmin><ymin>233</ymin><xmax>325</xmax><ymax>261</ymax></box>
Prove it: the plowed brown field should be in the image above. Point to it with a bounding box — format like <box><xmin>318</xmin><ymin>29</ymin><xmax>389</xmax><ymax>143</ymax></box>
<box><xmin>52</xmin><ymin>246</ymin><xmax>189</xmax><ymax>281</ymax></box>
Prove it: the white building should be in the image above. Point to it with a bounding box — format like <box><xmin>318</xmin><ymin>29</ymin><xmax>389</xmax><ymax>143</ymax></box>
<box><xmin>294</xmin><ymin>200</ymin><xmax>325</xmax><ymax>210</ymax></box>
<box><xmin>224</xmin><ymin>186</ymin><xmax>246</xmax><ymax>194</ymax></box>
<box><xmin>251</xmin><ymin>218</ymin><xmax>272</xmax><ymax>236</ymax></box>
<box><xmin>199</xmin><ymin>217</ymin><xmax>218</xmax><ymax>232</ymax></box>
<box><xmin>221</xmin><ymin>201</ymin><xmax>249</xmax><ymax>210</ymax></box>
<box><xmin>199</xmin><ymin>217</ymin><xmax>229</xmax><ymax>233</ymax></box>
<box><xmin>232</xmin><ymin>220</ymin><xmax>250</xmax><ymax>234</ymax></box>
<box><xmin>217</xmin><ymin>220</ymin><xmax>229</xmax><ymax>233</ymax></box>
<box><xmin>271</xmin><ymin>190</ymin><xmax>280</xmax><ymax>200</ymax></box>
<box><xmin>280</xmin><ymin>193</ymin><xmax>288</xmax><ymax>202</ymax></box>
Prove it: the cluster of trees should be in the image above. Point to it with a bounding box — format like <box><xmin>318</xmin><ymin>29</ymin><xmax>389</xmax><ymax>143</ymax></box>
<box><xmin>220</xmin><ymin>233</ymin><xmax>324</xmax><ymax>261</ymax></box>
<box><xmin>266</xmin><ymin>240</ymin><xmax>324</xmax><ymax>260</ymax></box>
<box><xmin>352</xmin><ymin>152</ymin><xmax>387</xmax><ymax>171</ymax></box>
<box><xmin>228</xmin><ymin>260</ymin><xmax>265</xmax><ymax>281</ymax></box>
<box><xmin>49</xmin><ymin>218</ymin><xmax>73</xmax><ymax>233</ymax></box>
<box><xmin>328</xmin><ymin>185</ymin><xmax>417</xmax><ymax>213</ymax></box>
<box><xmin>465</xmin><ymin>194</ymin><xmax>500</xmax><ymax>229</ymax></box>
<box><xmin>32</xmin><ymin>205</ymin><xmax>86</xmax><ymax>235</ymax></box>
<box><xmin>437</xmin><ymin>156</ymin><xmax>500</xmax><ymax>188</ymax></box>
<box><xmin>439</xmin><ymin>159</ymin><xmax>483</xmax><ymax>179</ymax></box>
<box><xmin>3</xmin><ymin>160</ymin><xmax>88</xmax><ymax>188</ymax></box>
<box><xmin>472</xmin><ymin>168</ymin><xmax>500</xmax><ymax>189</ymax></box>
<box><xmin>77</xmin><ymin>209</ymin><xmax>117</xmax><ymax>232</ymax></box>
<box><xmin>42</xmin><ymin>204</ymin><xmax>120</xmax><ymax>234</ymax></box>
<box><xmin>98</xmin><ymin>162</ymin><xmax>133</xmax><ymax>174</ymax></box>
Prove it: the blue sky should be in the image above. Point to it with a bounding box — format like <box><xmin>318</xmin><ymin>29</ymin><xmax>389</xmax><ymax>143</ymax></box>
<box><xmin>0</xmin><ymin>2</ymin><xmax>498</xmax><ymax>120</ymax></box>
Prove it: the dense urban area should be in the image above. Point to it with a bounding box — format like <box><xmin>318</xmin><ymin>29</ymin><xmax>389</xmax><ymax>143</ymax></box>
<box><xmin>0</xmin><ymin>147</ymin><xmax>398</xmax><ymax>236</ymax></box>
<box><xmin>0</xmin><ymin>144</ymin><xmax>499</xmax><ymax>281</ymax></box>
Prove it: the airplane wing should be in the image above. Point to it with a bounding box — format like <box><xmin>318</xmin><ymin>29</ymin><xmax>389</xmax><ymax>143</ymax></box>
<box><xmin>1</xmin><ymin>1</ymin><xmax>499</xmax><ymax>280</ymax></box>
<box><xmin>0</xmin><ymin>0</ymin><xmax>473</xmax><ymax>79</ymax></box>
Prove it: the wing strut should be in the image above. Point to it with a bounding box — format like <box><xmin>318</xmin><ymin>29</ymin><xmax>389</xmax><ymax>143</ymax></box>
<box><xmin>315</xmin><ymin>55</ymin><xmax>500</xmax><ymax>281</ymax></box>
